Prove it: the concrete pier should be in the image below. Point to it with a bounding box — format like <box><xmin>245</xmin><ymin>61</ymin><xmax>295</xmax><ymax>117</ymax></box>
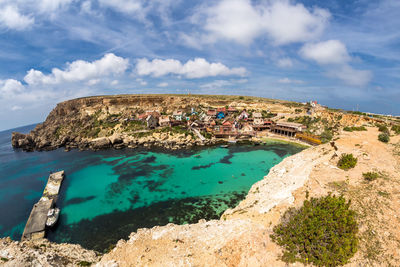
<box><xmin>21</xmin><ymin>170</ymin><xmax>65</xmax><ymax>241</ymax></box>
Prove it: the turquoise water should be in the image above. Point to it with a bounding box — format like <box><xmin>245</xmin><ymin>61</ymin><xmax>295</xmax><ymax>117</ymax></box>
<box><xmin>0</xmin><ymin>124</ymin><xmax>304</xmax><ymax>252</ymax></box>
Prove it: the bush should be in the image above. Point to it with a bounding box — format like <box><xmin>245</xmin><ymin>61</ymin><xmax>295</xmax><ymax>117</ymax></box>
<box><xmin>392</xmin><ymin>125</ymin><xmax>400</xmax><ymax>135</ymax></box>
<box><xmin>337</xmin><ymin>153</ymin><xmax>357</xmax><ymax>170</ymax></box>
<box><xmin>378</xmin><ymin>124</ymin><xmax>389</xmax><ymax>133</ymax></box>
<box><xmin>343</xmin><ymin>126</ymin><xmax>367</xmax><ymax>132</ymax></box>
<box><xmin>271</xmin><ymin>195</ymin><xmax>358</xmax><ymax>266</ymax></box>
<box><xmin>320</xmin><ymin>129</ymin><xmax>333</xmax><ymax>144</ymax></box>
<box><xmin>378</xmin><ymin>133</ymin><xmax>390</xmax><ymax>143</ymax></box>
<box><xmin>363</xmin><ymin>172</ymin><xmax>379</xmax><ymax>181</ymax></box>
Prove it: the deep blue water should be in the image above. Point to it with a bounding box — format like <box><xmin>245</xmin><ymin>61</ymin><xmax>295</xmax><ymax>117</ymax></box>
<box><xmin>0</xmin><ymin>124</ymin><xmax>304</xmax><ymax>252</ymax></box>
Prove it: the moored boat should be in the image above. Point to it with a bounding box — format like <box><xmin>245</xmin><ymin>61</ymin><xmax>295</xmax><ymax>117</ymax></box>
<box><xmin>46</xmin><ymin>207</ymin><xmax>60</xmax><ymax>227</ymax></box>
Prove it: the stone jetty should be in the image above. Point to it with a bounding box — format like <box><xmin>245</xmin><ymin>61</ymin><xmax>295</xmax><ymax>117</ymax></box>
<box><xmin>21</xmin><ymin>170</ymin><xmax>65</xmax><ymax>241</ymax></box>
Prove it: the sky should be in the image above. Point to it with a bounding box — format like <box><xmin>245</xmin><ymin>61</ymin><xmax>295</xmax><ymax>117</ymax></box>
<box><xmin>0</xmin><ymin>0</ymin><xmax>399</xmax><ymax>130</ymax></box>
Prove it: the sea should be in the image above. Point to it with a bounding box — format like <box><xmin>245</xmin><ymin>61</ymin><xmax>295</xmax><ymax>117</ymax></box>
<box><xmin>0</xmin><ymin>124</ymin><xmax>304</xmax><ymax>252</ymax></box>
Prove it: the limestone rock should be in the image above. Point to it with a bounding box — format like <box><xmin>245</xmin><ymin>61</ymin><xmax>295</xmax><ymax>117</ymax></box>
<box><xmin>90</xmin><ymin>137</ymin><xmax>111</xmax><ymax>149</ymax></box>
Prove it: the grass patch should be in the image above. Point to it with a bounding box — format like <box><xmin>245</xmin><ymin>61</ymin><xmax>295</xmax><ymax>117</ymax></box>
<box><xmin>337</xmin><ymin>153</ymin><xmax>358</xmax><ymax>170</ymax></box>
<box><xmin>363</xmin><ymin>172</ymin><xmax>380</xmax><ymax>182</ymax></box>
<box><xmin>271</xmin><ymin>194</ymin><xmax>358</xmax><ymax>266</ymax></box>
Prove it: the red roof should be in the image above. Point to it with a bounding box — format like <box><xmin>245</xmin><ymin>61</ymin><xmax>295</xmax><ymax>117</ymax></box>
<box><xmin>222</xmin><ymin>120</ymin><xmax>233</xmax><ymax>126</ymax></box>
<box><xmin>210</xmin><ymin>120</ymin><xmax>216</xmax><ymax>126</ymax></box>
<box><xmin>207</xmin><ymin>110</ymin><xmax>217</xmax><ymax>116</ymax></box>
<box><xmin>227</xmin><ymin>106</ymin><xmax>237</xmax><ymax>112</ymax></box>
<box><xmin>217</xmin><ymin>107</ymin><xmax>226</xmax><ymax>113</ymax></box>
<box><xmin>137</xmin><ymin>113</ymin><xmax>148</xmax><ymax>120</ymax></box>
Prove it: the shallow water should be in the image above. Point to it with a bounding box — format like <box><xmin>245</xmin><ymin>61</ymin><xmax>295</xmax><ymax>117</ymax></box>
<box><xmin>0</xmin><ymin>124</ymin><xmax>304</xmax><ymax>252</ymax></box>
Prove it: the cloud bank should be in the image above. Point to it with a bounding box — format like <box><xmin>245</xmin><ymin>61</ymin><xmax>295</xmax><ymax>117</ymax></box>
<box><xmin>136</xmin><ymin>58</ymin><xmax>247</xmax><ymax>78</ymax></box>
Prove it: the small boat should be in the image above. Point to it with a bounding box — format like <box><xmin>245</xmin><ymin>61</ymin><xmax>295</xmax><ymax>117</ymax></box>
<box><xmin>220</xmin><ymin>145</ymin><xmax>229</xmax><ymax>148</ymax></box>
<box><xmin>228</xmin><ymin>140</ymin><xmax>237</xmax><ymax>144</ymax></box>
<box><xmin>46</xmin><ymin>207</ymin><xmax>60</xmax><ymax>227</ymax></box>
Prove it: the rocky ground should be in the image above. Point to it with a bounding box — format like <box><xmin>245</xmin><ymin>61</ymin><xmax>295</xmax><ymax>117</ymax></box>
<box><xmin>0</xmin><ymin>237</ymin><xmax>99</xmax><ymax>266</ymax></box>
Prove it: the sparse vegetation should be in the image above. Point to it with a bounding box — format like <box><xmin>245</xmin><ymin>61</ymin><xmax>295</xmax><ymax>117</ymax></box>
<box><xmin>378</xmin><ymin>124</ymin><xmax>389</xmax><ymax>134</ymax></box>
<box><xmin>271</xmin><ymin>194</ymin><xmax>358</xmax><ymax>266</ymax></box>
<box><xmin>337</xmin><ymin>153</ymin><xmax>358</xmax><ymax>170</ymax></box>
<box><xmin>391</xmin><ymin>125</ymin><xmax>400</xmax><ymax>135</ymax></box>
<box><xmin>343</xmin><ymin>126</ymin><xmax>367</xmax><ymax>132</ymax></box>
<box><xmin>378</xmin><ymin>133</ymin><xmax>390</xmax><ymax>143</ymax></box>
<box><xmin>78</xmin><ymin>261</ymin><xmax>92</xmax><ymax>266</ymax></box>
<box><xmin>363</xmin><ymin>172</ymin><xmax>380</xmax><ymax>182</ymax></box>
<box><xmin>320</xmin><ymin>129</ymin><xmax>333</xmax><ymax>143</ymax></box>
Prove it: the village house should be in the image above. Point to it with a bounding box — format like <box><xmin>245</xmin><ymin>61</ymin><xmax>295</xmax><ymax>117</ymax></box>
<box><xmin>158</xmin><ymin>115</ymin><xmax>171</xmax><ymax>127</ymax></box>
<box><xmin>146</xmin><ymin>115</ymin><xmax>159</xmax><ymax>129</ymax></box>
<box><xmin>207</xmin><ymin>109</ymin><xmax>217</xmax><ymax>117</ymax></box>
<box><xmin>241</xmin><ymin>123</ymin><xmax>254</xmax><ymax>133</ymax></box>
<box><xmin>272</xmin><ymin>122</ymin><xmax>306</xmax><ymax>137</ymax></box>
<box><xmin>216</xmin><ymin>111</ymin><xmax>225</xmax><ymax>119</ymax></box>
<box><xmin>237</xmin><ymin>110</ymin><xmax>249</xmax><ymax>120</ymax></box>
<box><xmin>217</xmin><ymin>107</ymin><xmax>227</xmax><ymax>114</ymax></box>
<box><xmin>227</xmin><ymin>106</ymin><xmax>238</xmax><ymax>114</ymax></box>
<box><xmin>253</xmin><ymin>112</ymin><xmax>263</xmax><ymax>125</ymax></box>
<box><xmin>173</xmin><ymin>110</ymin><xmax>185</xmax><ymax>121</ymax></box>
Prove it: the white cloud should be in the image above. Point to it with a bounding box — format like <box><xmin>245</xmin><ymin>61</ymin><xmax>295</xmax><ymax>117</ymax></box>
<box><xmin>200</xmin><ymin>80</ymin><xmax>232</xmax><ymax>89</ymax></box>
<box><xmin>196</xmin><ymin>0</ymin><xmax>330</xmax><ymax>45</ymax></box>
<box><xmin>11</xmin><ymin>105</ymin><xmax>22</xmax><ymax>111</ymax></box>
<box><xmin>37</xmin><ymin>0</ymin><xmax>73</xmax><ymax>13</ymax></box>
<box><xmin>278</xmin><ymin>77</ymin><xmax>304</xmax><ymax>84</ymax></box>
<box><xmin>300</xmin><ymin>40</ymin><xmax>350</xmax><ymax>65</ymax></box>
<box><xmin>111</xmin><ymin>80</ymin><xmax>119</xmax><ymax>85</ymax></box>
<box><xmin>327</xmin><ymin>66</ymin><xmax>372</xmax><ymax>87</ymax></box>
<box><xmin>87</xmin><ymin>79</ymin><xmax>100</xmax><ymax>86</ymax></box>
<box><xmin>277</xmin><ymin>58</ymin><xmax>293</xmax><ymax>68</ymax></box>
<box><xmin>0</xmin><ymin>79</ymin><xmax>25</xmax><ymax>96</ymax></box>
<box><xmin>157</xmin><ymin>82</ymin><xmax>168</xmax><ymax>87</ymax></box>
<box><xmin>98</xmin><ymin>0</ymin><xmax>143</xmax><ymax>14</ymax></box>
<box><xmin>24</xmin><ymin>53</ymin><xmax>129</xmax><ymax>85</ymax></box>
<box><xmin>0</xmin><ymin>5</ymin><xmax>34</xmax><ymax>30</ymax></box>
<box><xmin>300</xmin><ymin>40</ymin><xmax>372</xmax><ymax>86</ymax></box>
<box><xmin>136</xmin><ymin>78</ymin><xmax>147</xmax><ymax>86</ymax></box>
<box><xmin>136</xmin><ymin>58</ymin><xmax>246</xmax><ymax>78</ymax></box>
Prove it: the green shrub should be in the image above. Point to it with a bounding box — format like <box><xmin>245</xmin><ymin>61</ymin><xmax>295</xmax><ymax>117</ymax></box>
<box><xmin>363</xmin><ymin>172</ymin><xmax>379</xmax><ymax>181</ymax></box>
<box><xmin>271</xmin><ymin>195</ymin><xmax>358</xmax><ymax>266</ymax></box>
<box><xmin>320</xmin><ymin>129</ymin><xmax>333</xmax><ymax>143</ymax></box>
<box><xmin>378</xmin><ymin>133</ymin><xmax>390</xmax><ymax>143</ymax></box>
<box><xmin>378</xmin><ymin>124</ymin><xmax>389</xmax><ymax>133</ymax></box>
<box><xmin>78</xmin><ymin>261</ymin><xmax>92</xmax><ymax>266</ymax></box>
<box><xmin>344</xmin><ymin>126</ymin><xmax>367</xmax><ymax>132</ymax></box>
<box><xmin>337</xmin><ymin>153</ymin><xmax>357</xmax><ymax>170</ymax></box>
<box><xmin>392</xmin><ymin>125</ymin><xmax>400</xmax><ymax>135</ymax></box>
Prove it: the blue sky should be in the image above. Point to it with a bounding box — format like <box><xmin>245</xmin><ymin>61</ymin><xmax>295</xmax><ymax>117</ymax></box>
<box><xmin>0</xmin><ymin>0</ymin><xmax>399</xmax><ymax>130</ymax></box>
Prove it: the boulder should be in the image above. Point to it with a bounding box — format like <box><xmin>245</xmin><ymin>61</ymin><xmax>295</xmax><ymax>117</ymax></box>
<box><xmin>90</xmin><ymin>137</ymin><xmax>111</xmax><ymax>149</ymax></box>
<box><xmin>109</xmin><ymin>134</ymin><xmax>123</xmax><ymax>145</ymax></box>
